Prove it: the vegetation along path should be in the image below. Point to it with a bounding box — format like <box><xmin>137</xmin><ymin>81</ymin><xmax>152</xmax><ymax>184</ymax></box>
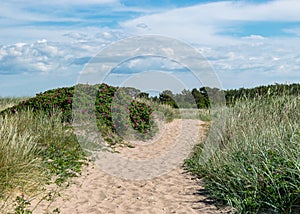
<box><xmin>31</xmin><ymin>119</ymin><xmax>228</xmax><ymax>214</ymax></box>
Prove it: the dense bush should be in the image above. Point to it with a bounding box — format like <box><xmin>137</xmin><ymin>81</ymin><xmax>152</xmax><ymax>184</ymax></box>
<box><xmin>129</xmin><ymin>100</ymin><xmax>154</xmax><ymax>135</ymax></box>
<box><xmin>1</xmin><ymin>87</ymin><xmax>74</xmax><ymax>122</ymax></box>
<box><xmin>95</xmin><ymin>83</ymin><xmax>117</xmax><ymax>131</ymax></box>
<box><xmin>225</xmin><ymin>83</ymin><xmax>300</xmax><ymax>105</ymax></box>
<box><xmin>95</xmin><ymin>84</ymin><xmax>156</xmax><ymax>141</ymax></box>
<box><xmin>152</xmin><ymin>83</ymin><xmax>300</xmax><ymax>109</ymax></box>
<box><xmin>1</xmin><ymin>83</ymin><xmax>156</xmax><ymax>144</ymax></box>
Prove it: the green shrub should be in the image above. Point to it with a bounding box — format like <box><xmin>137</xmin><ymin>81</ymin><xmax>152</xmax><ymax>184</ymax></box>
<box><xmin>1</xmin><ymin>87</ymin><xmax>74</xmax><ymax>122</ymax></box>
<box><xmin>94</xmin><ymin>84</ymin><xmax>156</xmax><ymax>142</ymax></box>
<box><xmin>2</xmin><ymin>84</ymin><xmax>156</xmax><ymax>145</ymax></box>
<box><xmin>95</xmin><ymin>83</ymin><xmax>118</xmax><ymax>132</ymax></box>
<box><xmin>129</xmin><ymin>100</ymin><xmax>154</xmax><ymax>136</ymax></box>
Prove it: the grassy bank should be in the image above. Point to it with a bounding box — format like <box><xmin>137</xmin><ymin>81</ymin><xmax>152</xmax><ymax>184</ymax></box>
<box><xmin>0</xmin><ymin>85</ymin><xmax>160</xmax><ymax>213</ymax></box>
<box><xmin>185</xmin><ymin>95</ymin><xmax>300</xmax><ymax>213</ymax></box>
<box><xmin>0</xmin><ymin>102</ymin><xmax>87</xmax><ymax>213</ymax></box>
<box><xmin>0</xmin><ymin>97</ymin><xmax>28</xmax><ymax>112</ymax></box>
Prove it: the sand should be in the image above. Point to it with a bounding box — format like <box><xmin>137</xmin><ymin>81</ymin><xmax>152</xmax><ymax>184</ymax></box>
<box><xmin>29</xmin><ymin>119</ymin><xmax>228</xmax><ymax>214</ymax></box>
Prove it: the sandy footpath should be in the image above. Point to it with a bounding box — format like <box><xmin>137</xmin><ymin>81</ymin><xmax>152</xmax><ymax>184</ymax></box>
<box><xmin>30</xmin><ymin>119</ymin><xmax>228</xmax><ymax>214</ymax></box>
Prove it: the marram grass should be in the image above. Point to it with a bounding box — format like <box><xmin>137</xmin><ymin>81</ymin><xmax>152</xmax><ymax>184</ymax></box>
<box><xmin>0</xmin><ymin>112</ymin><xmax>46</xmax><ymax>200</ymax></box>
<box><xmin>0</xmin><ymin>106</ymin><xmax>87</xmax><ymax>213</ymax></box>
<box><xmin>185</xmin><ymin>95</ymin><xmax>300</xmax><ymax>213</ymax></box>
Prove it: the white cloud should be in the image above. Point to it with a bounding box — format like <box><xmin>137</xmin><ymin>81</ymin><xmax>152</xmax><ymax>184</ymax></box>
<box><xmin>136</xmin><ymin>23</ymin><xmax>148</xmax><ymax>29</ymax></box>
<box><xmin>198</xmin><ymin>38</ymin><xmax>300</xmax><ymax>89</ymax></box>
<box><xmin>242</xmin><ymin>35</ymin><xmax>266</xmax><ymax>40</ymax></box>
<box><xmin>0</xmin><ymin>29</ymin><xmax>131</xmax><ymax>76</ymax></box>
<box><xmin>118</xmin><ymin>0</ymin><xmax>300</xmax><ymax>89</ymax></box>
<box><xmin>121</xmin><ymin>0</ymin><xmax>300</xmax><ymax>44</ymax></box>
<box><xmin>0</xmin><ymin>41</ymin><xmax>72</xmax><ymax>74</ymax></box>
<box><xmin>283</xmin><ymin>27</ymin><xmax>300</xmax><ymax>36</ymax></box>
<box><xmin>118</xmin><ymin>56</ymin><xmax>186</xmax><ymax>72</ymax></box>
<box><xmin>62</xmin><ymin>0</ymin><xmax>118</xmax><ymax>4</ymax></box>
<box><xmin>1</xmin><ymin>0</ymin><xmax>300</xmax><ymax>95</ymax></box>
<box><xmin>0</xmin><ymin>1</ymin><xmax>83</xmax><ymax>25</ymax></box>
<box><xmin>4</xmin><ymin>0</ymin><xmax>119</xmax><ymax>6</ymax></box>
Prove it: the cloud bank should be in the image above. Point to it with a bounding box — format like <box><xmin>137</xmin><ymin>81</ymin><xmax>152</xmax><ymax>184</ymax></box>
<box><xmin>0</xmin><ymin>0</ymin><xmax>300</xmax><ymax>96</ymax></box>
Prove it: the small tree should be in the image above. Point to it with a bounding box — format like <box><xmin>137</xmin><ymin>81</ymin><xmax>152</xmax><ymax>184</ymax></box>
<box><xmin>159</xmin><ymin>90</ymin><xmax>178</xmax><ymax>108</ymax></box>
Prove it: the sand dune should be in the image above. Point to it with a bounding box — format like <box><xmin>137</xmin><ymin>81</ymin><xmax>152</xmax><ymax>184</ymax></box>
<box><xmin>30</xmin><ymin>119</ymin><xmax>228</xmax><ymax>214</ymax></box>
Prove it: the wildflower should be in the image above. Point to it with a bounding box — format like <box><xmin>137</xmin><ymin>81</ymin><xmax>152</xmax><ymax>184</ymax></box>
<box><xmin>47</xmin><ymin>159</ymin><xmax>54</xmax><ymax>163</ymax></box>
<box><xmin>66</xmin><ymin>168</ymin><xmax>80</xmax><ymax>177</ymax></box>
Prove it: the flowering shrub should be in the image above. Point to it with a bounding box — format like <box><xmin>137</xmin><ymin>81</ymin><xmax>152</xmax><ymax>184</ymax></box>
<box><xmin>111</xmin><ymin>89</ymin><xmax>132</xmax><ymax>136</ymax></box>
<box><xmin>129</xmin><ymin>100</ymin><xmax>154</xmax><ymax>135</ymax></box>
<box><xmin>95</xmin><ymin>83</ymin><xmax>117</xmax><ymax>130</ymax></box>
<box><xmin>2</xmin><ymin>87</ymin><xmax>74</xmax><ymax>122</ymax></box>
<box><xmin>95</xmin><ymin>84</ymin><xmax>156</xmax><ymax>140</ymax></box>
<box><xmin>2</xmin><ymin>83</ymin><xmax>156</xmax><ymax>143</ymax></box>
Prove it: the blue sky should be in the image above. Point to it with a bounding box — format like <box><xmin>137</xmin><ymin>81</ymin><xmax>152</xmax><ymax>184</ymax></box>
<box><xmin>0</xmin><ymin>0</ymin><xmax>300</xmax><ymax>96</ymax></box>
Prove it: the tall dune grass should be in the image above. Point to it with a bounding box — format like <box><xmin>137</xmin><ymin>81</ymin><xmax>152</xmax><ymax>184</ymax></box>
<box><xmin>136</xmin><ymin>97</ymin><xmax>211</xmax><ymax>122</ymax></box>
<box><xmin>173</xmin><ymin>108</ymin><xmax>211</xmax><ymax>121</ymax></box>
<box><xmin>0</xmin><ymin>113</ymin><xmax>46</xmax><ymax>198</ymax></box>
<box><xmin>0</xmin><ymin>106</ymin><xmax>86</xmax><ymax>213</ymax></box>
<box><xmin>0</xmin><ymin>97</ymin><xmax>28</xmax><ymax>112</ymax></box>
<box><xmin>185</xmin><ymin>95</ymin><xmax>300</xmax><ymax>213</ymax></box>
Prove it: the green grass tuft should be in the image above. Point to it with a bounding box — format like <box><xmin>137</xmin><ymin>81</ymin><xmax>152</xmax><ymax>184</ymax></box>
<box><xmin>0</xmin><ymin>107</ymin><xmax>87</xmax><ymax>213</ymax></box>
<box><xmin>185</xmin><ymin>95</ymin><xmax>300</xmax><ymax>213</ymax></box>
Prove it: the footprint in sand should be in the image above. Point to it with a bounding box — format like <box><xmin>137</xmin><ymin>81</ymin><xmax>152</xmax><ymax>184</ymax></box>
<box><xmin>29</xmin><ymin>119</ymin><xmax>229</xmax><ymax>214</ymax></box>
